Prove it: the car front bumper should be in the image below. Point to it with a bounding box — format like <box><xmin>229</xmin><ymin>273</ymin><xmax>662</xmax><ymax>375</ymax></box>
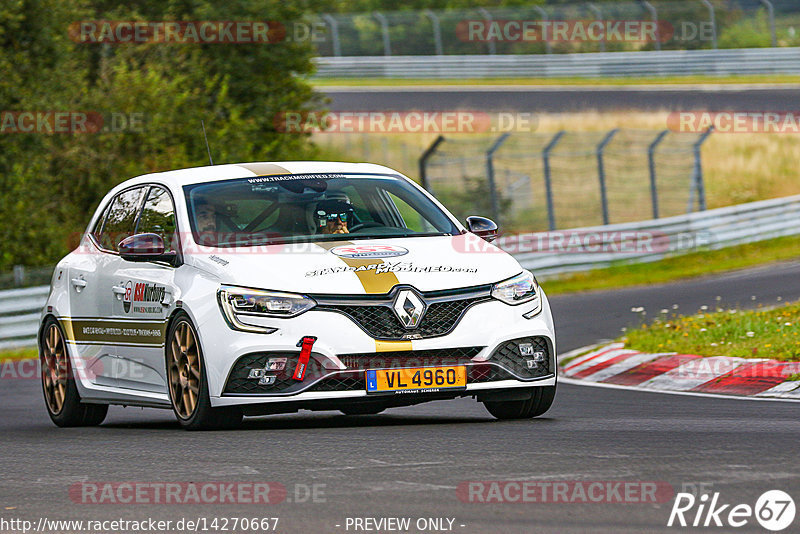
<box><xmin>197</xmin><ymin>291</ymin><xmax>556</xmax><ymax>408</ymax></box>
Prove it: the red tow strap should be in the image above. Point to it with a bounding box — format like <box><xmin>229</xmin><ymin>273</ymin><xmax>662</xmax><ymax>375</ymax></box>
<box><xmin>292</xmin><ymin>336</ymin><xmax>317</xmax><ymax>381</ymax></box>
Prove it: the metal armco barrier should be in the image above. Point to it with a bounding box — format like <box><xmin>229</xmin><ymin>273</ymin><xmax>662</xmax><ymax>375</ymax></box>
<box><xmin>0</xmin><ymin>286</ymin><xmax>48</xmax><ymax>350</ymax></box>
<box><xmin>314</xmin><ymin>48</ymin><xmax>800</xmax><ymax>78</ymax></box>
<box><xmin>2</xmin><ymin>194</ymin><xmax>800</xmax><ymax>348</ymax></box>
<box><xmin>509</xmin><ymin>194</ymin><xmax>800</xmax><ymax>276</ymax></box>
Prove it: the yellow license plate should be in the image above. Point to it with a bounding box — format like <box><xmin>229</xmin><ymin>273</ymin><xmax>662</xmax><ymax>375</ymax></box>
<box><xmin>366</xmin><ymin>366</ymin><xmax>467</xmax><ymax>395</ymax></box>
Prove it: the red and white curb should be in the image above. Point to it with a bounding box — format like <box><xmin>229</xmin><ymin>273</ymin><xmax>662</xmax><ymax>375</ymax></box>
<box><xmin>558</xmin><ymin>343</ymin><xmax>800</xmax><ymax>399</ymax></box>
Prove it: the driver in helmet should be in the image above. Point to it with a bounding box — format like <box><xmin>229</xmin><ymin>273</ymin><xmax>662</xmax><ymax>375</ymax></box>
<box><xmin>315</xmin><ymin>199</ymin><xmax>354</xmax><ymax>234</ymax></box>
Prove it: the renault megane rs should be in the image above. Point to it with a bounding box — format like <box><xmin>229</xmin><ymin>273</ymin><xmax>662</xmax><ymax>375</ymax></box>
<box><xmin>39</xmin><ymin>162</ymin><xmax>556</xmax><ymax>429</ymax></box>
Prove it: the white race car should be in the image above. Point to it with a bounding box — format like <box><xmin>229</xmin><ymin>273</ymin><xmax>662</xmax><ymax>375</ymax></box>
<box><xmin>39</xmin><ymin>162</ymin><xmax>556</xmax><ymax>430</ymax></box>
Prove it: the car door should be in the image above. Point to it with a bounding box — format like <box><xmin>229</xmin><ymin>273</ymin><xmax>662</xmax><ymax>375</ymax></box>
<box><xmin>69</xmin><ymin>186</ymin><xmax>146</xmax><ymax>387</ymax></box>
<box><xmin>110</xmin><ymin>185</ymin><xmax>179</xmax><ymax>393</ymax></box>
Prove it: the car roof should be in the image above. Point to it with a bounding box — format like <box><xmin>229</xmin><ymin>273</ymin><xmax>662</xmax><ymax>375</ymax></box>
<box><xmin>113</xmin><ymin>161</ymin><xmax>406</xmax><ymax>191</ymax></box>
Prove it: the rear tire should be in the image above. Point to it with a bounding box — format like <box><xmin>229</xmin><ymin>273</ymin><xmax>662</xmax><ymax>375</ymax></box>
<box><xmin>166</xmin><ymin>313</ymin><xmax>242</xmax><ymax>431</ymax></box>
<box><xmin>483</xmin><ymin>385</ymin><xmax>556</xmax><ymax>420</ymax></box>
<box><xmin>40</xmin><ymin>317</ymin><xmax>108</xmax><ymax>427</ymax></box>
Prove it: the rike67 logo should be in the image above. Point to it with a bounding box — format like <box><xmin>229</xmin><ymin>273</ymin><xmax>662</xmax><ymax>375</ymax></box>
<box><xmin>668</xmin><ymin>490</ymin><xmax>795</xmax><ymax>531</ymax></box>
<box><xmin>122</xmin><ymin>281</ymin><xmax>166</xmax><ymax>313</ymax></box>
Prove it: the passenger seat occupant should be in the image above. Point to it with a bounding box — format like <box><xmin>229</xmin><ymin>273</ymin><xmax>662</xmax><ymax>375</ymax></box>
<box><xmin>315</xmin><ymin>199</ymin><xmax>355</xmax><ymax>235</ymax></box>
<box><xmin>194</xmin><ymin>198</ymin><xmax>218</xmax><ymax>233</ymax></box>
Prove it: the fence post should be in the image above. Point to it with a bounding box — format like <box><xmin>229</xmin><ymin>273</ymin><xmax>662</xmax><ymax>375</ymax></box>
<box><xmin>373</xmin><ymin>12</ymin><xmax>392</xmax><ymax>56</ymax></box>
<box><xmin>587</xmin><ymin>3</ymin><xmax>605</xmax><ymax>52</ymax></box>
<box><xmin>692</xmin><ymin>127</ymin><xmax>713</xmax><ymax>212</ymax></box>
<box><xmin>419</xmin><ymin>135</ymin><xmax>446</xmax><ymax>193</ymax></box>
<box><xmin>423</xmin><ymin>9</ymin><xmax>444</xmax><ymax>55</ymax></box>
<box><xmin>647</xmin><ymin>130</ymin><xmax>669</xmax><ymax>219</ymax></box>
<box><xmin>761</xmin><ymin>0</ymin><xmax>777</xmax><ymax>47</ymax></box>
<box><xmin>321</xmin><ymin>14</ymin><xmax>342</xmax><ymax>57</ymax></box>
<box><xmin>542</xmin><ymin>131</ymin><xmax>565</xmax><ymax>231</ymax></box>
<box><xmin>641</xmin><ymin>1</ymin><xmax>661</xmax><ymax>51</ymax></box>
<box><xmin>596</xmin><ymin>128</ymin><xmax>619</xmax><ymax>226</ymax></box>
<box><xmin>477</xmin><ymin>8</ymin><xmax>497</xmax><ymax>55</ymax></box>
<box><xmin>533</xmin><ymin>6</ymin><xmax>552</xmax><ymax>54</ymax></box>
<box><xmin>700</xmin><ymin>0</ymin><xmax>718</xmax><ymax>49</ymax></box>
<box><xmin>486</xmin><ymin>133</ymin><xmax>511</xmax><ymax>224</ymax></box>
<box><xmin>13</xmin><ymin>265</ymin><xmax>26</xmax><ymax>287</ymax></box>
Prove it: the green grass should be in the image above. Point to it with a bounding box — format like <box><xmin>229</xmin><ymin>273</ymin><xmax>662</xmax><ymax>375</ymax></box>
<box><xmin>0</xmin><ymin>347</ymin><xmax>37</xmax><ymax>361</ymax></box>
<box><xmin>622</xmin><ymin>301</ymin><xmax>800</xmax><ymax>361</ymax></box>
<box><xmin>542</xmin><ymin>235</ymin><xmax>800</xmax><ymax>296</ymax></box>
<box><xmin>312</xmin><ymin>74</ymin><xmax>800</xmax><ymax>87</ymax></box>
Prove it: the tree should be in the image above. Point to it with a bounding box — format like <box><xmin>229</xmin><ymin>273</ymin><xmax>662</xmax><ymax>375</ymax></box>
<box><xmin>0</xmin><ymin>0</ymin><xmax>323</xmax><ymax>269</ymax></box>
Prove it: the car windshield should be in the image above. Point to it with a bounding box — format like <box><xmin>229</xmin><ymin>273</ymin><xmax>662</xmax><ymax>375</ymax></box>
<box><xmin>183</xmin><ymin>173</ymin><xmax>459</xmax><ymax>247</ymax></box>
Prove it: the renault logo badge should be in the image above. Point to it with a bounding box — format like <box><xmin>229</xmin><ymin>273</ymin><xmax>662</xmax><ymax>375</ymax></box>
<box><xmin>392</xmin><ymin>289</ymin><xmax>426</xmax><ymax>329</ymax></box>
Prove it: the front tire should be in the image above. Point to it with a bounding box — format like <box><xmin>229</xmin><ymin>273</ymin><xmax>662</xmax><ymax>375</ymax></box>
<box><xmin>166</xmin><ymin>313</ymin><xmax>242</xmax><ymax>431</ymax></box>
<box><xmin>40</xmin><ymin>318</ymin><xmax>108</xmax><ymax>427</ymax></box>
<box><xmin>483</xmin><ymin>385</ymin><xmax>556</xmax><ymax>420</ymax></box>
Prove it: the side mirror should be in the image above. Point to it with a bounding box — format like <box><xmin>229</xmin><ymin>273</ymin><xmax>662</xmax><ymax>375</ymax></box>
<box><xmin>466</xmin><ymin>216</ymin><xmax>498</xmax><ymax>242</ymax></box>
<box><xmin>118</xmin><ymin>233</ymin><xmax>177</xmax><ymax>264</ymax></box>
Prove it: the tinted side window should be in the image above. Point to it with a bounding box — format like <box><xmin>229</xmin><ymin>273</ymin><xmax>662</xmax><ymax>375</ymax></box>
<box><xmin>98</xmin><ymin>187</ymin><xmax>145</xmax><ymax>251</ymax></box>
<box><xmin>90</xmin><ymin>203</ymin><xmax>109</xmax><ymax>242</ymax></box>
<box><xmin>137</xmin><ymin>186</ymin><xmax>177</xmax><ymax>250</ymax></box>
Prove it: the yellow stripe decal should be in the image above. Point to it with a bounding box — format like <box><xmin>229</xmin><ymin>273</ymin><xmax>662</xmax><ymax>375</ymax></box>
<box><xmin>316</xmin><ymin>241</ymin><xmax>400</xmax><ymax>295</ymax></box>
<box><xmin>343</xmin><ymin>257</ymin><xmax>400</xmax><ymax>294</ymax></box>
<box><xmin>375</xmin><ymin>340</ymin><xmax>413</xmax><ymax>352</ymax></box>
<box><xmin>316</xmin><ymin>242</ymin><xmax>412</xmax><ymax>350</ymax></box>
<box><xmin>235</xmin><ymin>163</ymin><xmax>292</xmax><ymax>176</ymax></box>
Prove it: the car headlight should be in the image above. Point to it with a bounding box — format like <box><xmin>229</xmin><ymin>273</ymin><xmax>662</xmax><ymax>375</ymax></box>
<box><xmin>491</xmin><ymin>271</ymin><xmax>541</xmax><ymax>314</ymax></box>
<box><xmin>217</xmin><ymin>285</ymin><xmax>316</xmax><ymax>333</ymax></box>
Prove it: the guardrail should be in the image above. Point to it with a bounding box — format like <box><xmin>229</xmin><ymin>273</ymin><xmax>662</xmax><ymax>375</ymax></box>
<box><xmin>313</xmin><ymin>1</ymin><xmax>797</xmax><ymax>57</ymax></box>
<box><xmin>0</xmin><ymin>286</ymin><xmax>48</xmax><ymax>350</ymax></box>
<box><xmin>510</xmin><ymin>194</ymin><xmax>800</xmax><ymax>276</ymax></box>
<box><xmin>314</xmin><ymin>47</ymin><xmax>800</xmax><ymax>78</ymax></box>
<box><xmin>2</xmin><ymin>194</ymin><xmax>800</xmax><ymax>349</ymax></box>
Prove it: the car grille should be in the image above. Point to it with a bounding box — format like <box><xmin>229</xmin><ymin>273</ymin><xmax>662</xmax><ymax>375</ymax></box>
<box><xmin>308</xmin><ymin>373</ymin><xmax>366</xmax><ymax>392</ymax></box>
<box><xmin>313</xmin><ymin>286</ymin><xmax>492</xmax><ymax>341</ymax></box>
<box><xmin>338</xmin><ymin>346</ymin><xmax>483</xmax><ymax>370</ymax></box>
<box><xmin>223</xmin><ymin>352</ymin><xmax>328</xmax><ymax>396</ymax></box>
<box><xmin>222</xmin><ymin>338</ymin><xmax>552</xmax><ymax>396</ymax></box>
<box><xmin>487</xmin><ymin>336</ymin><xmax>551</xmax><ymax>379</ymax></box>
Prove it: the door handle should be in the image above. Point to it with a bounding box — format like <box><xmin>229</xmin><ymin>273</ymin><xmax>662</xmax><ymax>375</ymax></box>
<box><xmin>112</xmin><ymin>286</ymin><xmax>126</xmax><ymax>300</ymax></box>
<box><xmin>70</xmin><ymin>278</ymin><xmax>87</xmax><ymax>293</ymax></box>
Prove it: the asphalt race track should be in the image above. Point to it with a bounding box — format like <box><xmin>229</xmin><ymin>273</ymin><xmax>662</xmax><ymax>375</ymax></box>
<box><xmin>3</xmin><ymin>261</ymin><xmax>800</xmax><ymax>533</ymax></box>
<box><xmin>323</xmin><ymin>85</ymin><xmax>800</xmax><ymax>112</ymax></box>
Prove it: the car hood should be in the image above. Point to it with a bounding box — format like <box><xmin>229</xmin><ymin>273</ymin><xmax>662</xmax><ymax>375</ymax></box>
<box><xmin>187</xmin><ymin>234</ymin><xmax>523</xmax><ymax>295</ymax></box>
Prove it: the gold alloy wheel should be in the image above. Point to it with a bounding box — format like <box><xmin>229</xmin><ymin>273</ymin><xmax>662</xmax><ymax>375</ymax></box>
<box><xmin>168</xmin><ymin>320</ymin><xmax>202</xmax><ymax>419</ymax></box>
<box><xmin>42</xmin><ymin>324</ymin><xmax>68</xmax><ymax>415</ymax></box>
